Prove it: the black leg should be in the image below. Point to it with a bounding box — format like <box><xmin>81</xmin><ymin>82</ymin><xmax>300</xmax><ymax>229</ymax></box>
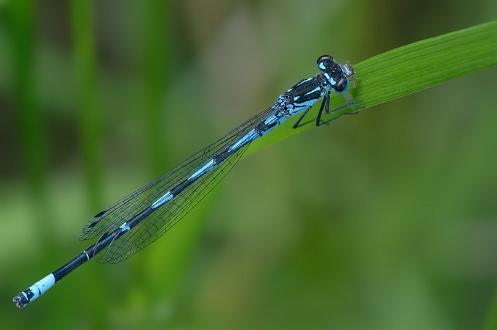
<box><xmin>293</xmin><ymin>94</ymin><xmax>328</xmax><ymax>129</ymax></box>
<box><xmin>324</xmin><ymin>91</ymin><xmax>331</xmax><ymax>114</ymax></box>
<box><xmin>292</xmin><ymin>108</ymin><xmax>311</xmax><ymax>129</ymax></box>
<box><xmin>317</xmin><ymin>97</ymin><xmax>361</xmax><ymax>126</ymax></box>
<box><xmin>317</xmin><ymin>114</ymin><xmax>341</xmax><ymax>126</ymax></box>
<box><xmin>315</xmin><ymin>93</ymin><xmax>329</xmax><ymax>127</ymax></box>
<box><xmin>317</xmin><ymin>109</ymin><xmax>359</xmax><ymax>126</ymax></box>
<box><xmin>295</xmin><ymin>93</ymin><xmax>362</xmax><ymax>128</ymax></box>
<box><xmin>316</xmin><ymin>89</ymin><xmax>364</xmax><ymax>126</ymax></box>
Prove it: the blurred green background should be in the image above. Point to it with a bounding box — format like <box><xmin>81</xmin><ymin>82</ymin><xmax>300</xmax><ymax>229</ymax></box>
<box><xmin>1</xmin><ymin>0</ymin><xmax>497</xmax><ymax>329</ymax></box>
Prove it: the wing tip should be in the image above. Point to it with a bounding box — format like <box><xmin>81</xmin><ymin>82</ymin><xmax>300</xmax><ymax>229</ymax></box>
<box><xmin>79</xmin><ymin>209</ymin><xmax>109</xmax><ymax>240</ymax></box>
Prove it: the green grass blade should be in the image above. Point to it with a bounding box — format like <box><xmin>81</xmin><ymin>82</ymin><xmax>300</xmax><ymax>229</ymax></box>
<box><xmin>248</xmin><ymin>20</ymin><xmax>497</xmax><ymax>154</ymax></box>
<box><xmin>354</xmin><ymin>20</ymin><xmax>497</xmax><ymax>108</ymax></box>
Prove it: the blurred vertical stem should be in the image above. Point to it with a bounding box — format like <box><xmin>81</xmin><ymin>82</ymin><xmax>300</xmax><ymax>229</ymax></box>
<box><xmin>8</xmin><ymin>0</ymin><xmax>52</xmax><ymax>235</ymax></box>
<box><xmin>141</xmin><ymin>0</ymin><xmax>170</xmax><ymax>175</ymax></box>
<box><xmin>137</xmin><ymin>0</ymin><xmax>177</xmax><ymax>312</ymax></box>
<box><xmin>70</xmin><ymin>3</ymin><xmax>107</xmax><ymax>326</ymax></box>
<box><xmin>484</xmin><ymin>294</ymin><xmax>497</xmax><ymax>330</ymax></box>
<box><xmin>70</xmin><ymin>0</ymin><xmax>103</xmax><ymax>210</ymax></box>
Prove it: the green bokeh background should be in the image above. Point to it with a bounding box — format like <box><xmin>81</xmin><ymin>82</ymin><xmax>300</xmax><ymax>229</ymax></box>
<box><xmin>1</xmin><ymin>0</ymin><xmax>497</xmax><ymax>329</ymax></box>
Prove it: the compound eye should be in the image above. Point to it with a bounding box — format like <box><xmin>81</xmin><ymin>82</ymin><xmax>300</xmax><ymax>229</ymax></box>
<box><xmin>317</xmin><ymin>54</ymin><xmax>334</xmax><ymax>71</ymax></box>
<box><xmin>335</xmin><ymin>78</ymin><xmax>348</xmax><ymax>92</ymax></box>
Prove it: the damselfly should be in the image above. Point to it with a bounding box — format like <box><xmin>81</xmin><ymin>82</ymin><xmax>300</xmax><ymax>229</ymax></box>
<box><xmin>13</xmin><ymin>55</ymin><xmax>358</xmax><ymax>308</ymax></box>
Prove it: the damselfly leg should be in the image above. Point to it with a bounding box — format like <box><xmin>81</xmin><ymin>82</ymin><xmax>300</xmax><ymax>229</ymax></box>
<box><xmin>292</xmin><ymin>90</ymin><xmax>331</xmax><ymax>129</ymax></box>
<box><xmin>292</xmin><ymin>108</ymin><xmax>311</xmax><ymax>129</ymax></box>
<box><xmin>293</xmin><ymin>92</ymin><xmax>359</xmax><ymax>128</ymax></box>
<box><xmin>316</xmin><ymin>102</ymin><xmax>359</xmax><ymax>126</ymax></box>
<box><xmin>316</xmin><ymin>91</ymin><xmax>331</xmax><ymax>126</ymax></box>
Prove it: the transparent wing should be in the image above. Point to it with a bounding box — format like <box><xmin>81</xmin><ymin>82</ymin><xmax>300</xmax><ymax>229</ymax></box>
<box><xmin>95</xmin><ymin>146</ymin><xmax>247</xmax><ymax>263</ymax></box>
<box><xmin>80</xmin><ymin>106</ymin><xmax>275</xmax><ymax>242</ymax></box>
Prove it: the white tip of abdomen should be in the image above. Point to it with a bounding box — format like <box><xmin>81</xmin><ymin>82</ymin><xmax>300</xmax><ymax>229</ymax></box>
<box><xmin>13</xmin><ymin>273</ymin><xmax>56</xmax><ymax>308</ymax></box>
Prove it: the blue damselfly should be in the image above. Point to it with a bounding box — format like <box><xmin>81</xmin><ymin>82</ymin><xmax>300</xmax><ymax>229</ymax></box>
<box><xmin>13</xmin><ymin>55</ymin><xmax>357</xmax><ymax>308</ymax></box>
